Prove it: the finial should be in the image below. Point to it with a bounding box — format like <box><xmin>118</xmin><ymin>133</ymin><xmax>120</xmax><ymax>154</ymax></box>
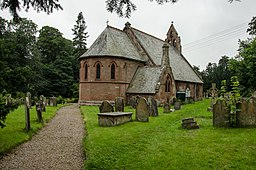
<box><xmin>171</xmin><ymin>21</ymin><xmax>174</xmax><ymax>24</ymax></box>
<box><xmin>125</xmin><ymin>22</ymin><xmax>131</xmax><ymax>28</ymax></box>
<box><xmin>106</xmin><ymin>20</ymin><xmax>109</xmax><ymax>26</ymax></box>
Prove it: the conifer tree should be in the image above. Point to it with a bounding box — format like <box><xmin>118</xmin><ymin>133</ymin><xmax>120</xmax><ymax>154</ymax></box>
<box><xmin>72</xmin><ymin>12</ymin><xmax>89</xmax><ymax>59</ymax></box>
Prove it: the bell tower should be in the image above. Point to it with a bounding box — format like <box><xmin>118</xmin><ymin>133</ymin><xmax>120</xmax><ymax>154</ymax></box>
<box><xmin>165</xmin><ymin>21</ymin><xmax>182</xmax><ymax>54</ymax></box>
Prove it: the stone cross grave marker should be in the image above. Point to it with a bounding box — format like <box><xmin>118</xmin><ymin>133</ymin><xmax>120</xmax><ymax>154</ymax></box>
<box><xmin>115</xmin><ymin>97</ymin><xmax>124</xmax><ymax>112</ymax></box>
<box><xmin>148</xmin><ymin>97</ymin><xmax>158</xmax><ymax>117</ymax></box>
<box><xmin>99</xmin><ymin>100</ymin><xmax>114</xmax><ymax>113</ymax></box>
<box><xmin>136</xmin><ymin>97</ymin><xmax>149</xmax><ymax>122</ymax></box>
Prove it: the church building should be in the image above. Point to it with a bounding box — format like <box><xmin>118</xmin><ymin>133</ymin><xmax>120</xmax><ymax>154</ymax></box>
<box><xmin>79</xmin><ymin>22</ymin><xmax>203</xmax><ymax>105</ymax></box>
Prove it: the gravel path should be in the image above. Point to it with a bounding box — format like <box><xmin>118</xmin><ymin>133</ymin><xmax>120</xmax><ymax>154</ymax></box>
<box><xmin>0</xmin><ymin>104</ymin><xmax>85</xmax><ymax>170</ymax></box>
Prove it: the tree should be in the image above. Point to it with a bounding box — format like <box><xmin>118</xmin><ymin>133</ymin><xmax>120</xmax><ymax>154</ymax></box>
<box><xmin>1</xmin><ymin>0</ymin><xmax>242</xmax><ymax>21</ymax></box>
<box><xmin>247</xmin><ymin>16</ymin><xmax>256</xmax><ymax>36</ymax></box>
<box><xmin>0</xmin><ymin>0</ymin><xmax>62</xmax><ymax>22</ymax></box>
<box><xmin>72</xmin><ymin>12</ymin><xmax>89</xmax><ymax>58</ymax></box>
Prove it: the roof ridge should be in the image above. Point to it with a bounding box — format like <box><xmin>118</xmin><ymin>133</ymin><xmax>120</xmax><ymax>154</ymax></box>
<box><xmin>130</xmin><ymin>27</ymin><xmax>165</xmax><ymax>43</ymax></box>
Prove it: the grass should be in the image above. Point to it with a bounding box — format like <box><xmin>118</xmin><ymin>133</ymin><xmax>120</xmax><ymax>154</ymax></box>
<box><xmin>81</xmin><ymin>99</ymin><xmax>256</xmax><ymax>170</ymax></box>
<box><xmin>0</xmin><ymin>105</ymin><xmax>63</xmax><ymax>155</ymax></box>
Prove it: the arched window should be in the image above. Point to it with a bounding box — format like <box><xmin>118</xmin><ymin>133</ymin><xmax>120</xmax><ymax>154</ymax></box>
<box><xmin>85</xmin><ymin>64</ymin><xmax>88</xmax><ymax>80</ymax></box>
<box><xmin>111</xmin><ymin>63</ymin><xmax>115</xmax><ymax>80</ymax></box>
<box><xmin>96</xmin><ymin>63</ymin><xmax>101</xmax><ymax>79</ymax></box>
<box><xmin>165</xmin><ymin>76</ymin><xmax>171</xmax><ymax>92</ymax></box>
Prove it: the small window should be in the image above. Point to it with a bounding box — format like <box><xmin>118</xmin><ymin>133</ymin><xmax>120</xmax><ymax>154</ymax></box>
<box><xmin>96</xmin><ymin>63</ymin><xmax>101</xmax><ymax>79</ymax></box>
<box><xmin>111</xmin><ymin>63</ymin><xmax>115</xmax><ymax>80</ymax></box>
<box><xmin>85</xmin><ymin>64</ymin><xmax>88</xmax><ymax>80</ymax></box>
<box><xmin>165</xmin><ymin>77</ymin><xmax>171</xmax><ymax>92</ymax></box>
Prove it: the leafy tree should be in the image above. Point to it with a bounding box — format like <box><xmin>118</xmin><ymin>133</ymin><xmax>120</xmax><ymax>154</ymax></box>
<box><xmin>247</xmin><ymin>16</ymin><xmax>256</xmax><ymax>36</ymax></box>
<box><xmin>1</xmin><ymin>0</ymin><xmax>241</xmax><ymax>20</ymax></box>
<box><xmin>72</xmin><ymin>12</ymin><xmax>89</xmax><ymax>59</ymax></box>
<box><xmin>0</xmin><ymin>0</ymin><xmax>62</xmax><ymax>22</ymax></box>
<box><xmin>229</xmin><ymin>37</ymin><xmax>256</xmax><ymax>96</ymax></box>
<box><xmin>37</xmin><ymin>26</ymin><xmax>76</xmax><ymax>97</ymax></box>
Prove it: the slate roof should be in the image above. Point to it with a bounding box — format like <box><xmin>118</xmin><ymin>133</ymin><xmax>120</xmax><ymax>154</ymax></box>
<box><xmin>127</xmin><ymin>66</ymin><xmax>162</xmax><ymax>94</ymax></box>
<box><xmin>131</xmin><ymin>28</ymin><xmax>203</xmax><ymax>83</ymax></box>
<box><xmin>80</xmin><ymin>26</ymin><xmax>147</xmax><ymax>62</ymax></box>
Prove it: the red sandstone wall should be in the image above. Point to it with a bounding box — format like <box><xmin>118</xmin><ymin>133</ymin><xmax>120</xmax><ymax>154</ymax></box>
<box><xmin>79</xmin><ymin>57</ymin><xmax>144</xmax><ymax>102</ymax></box>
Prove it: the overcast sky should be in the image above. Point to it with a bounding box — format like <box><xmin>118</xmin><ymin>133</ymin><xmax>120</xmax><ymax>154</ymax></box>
<box><xmin>1</xmin><ymin>0</ymin><xmax>255</xmax><ymax>70</ymax></box>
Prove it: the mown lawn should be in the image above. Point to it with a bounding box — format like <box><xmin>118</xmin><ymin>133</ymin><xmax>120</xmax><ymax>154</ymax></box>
<box><xmin>0</xmin><ymin>105</ymin><xmax>62</xmax><ymax>154</ymax></box>
<box><xmin>81</xmin><ymin>99</ymin><xmax>256</xmax><ymax>170</ymax></box>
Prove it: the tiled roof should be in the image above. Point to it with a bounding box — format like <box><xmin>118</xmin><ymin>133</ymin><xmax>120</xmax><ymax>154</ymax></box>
<box><xmin>127</xmin><ymin>66</ymin><xmax>162</xmax><ymax>94</ymax></box>
<box><xmin>80</xmin><ymin>26</ymin><xmax>147</xmax><ymax>62</ymax></box>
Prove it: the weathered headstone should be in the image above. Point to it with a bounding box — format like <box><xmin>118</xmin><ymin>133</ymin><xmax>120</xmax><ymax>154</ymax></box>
<box><xmin>252</xmin><ymin>91</ymin><xmax>256</xmax><ymax>98</ymax></box>
<box><xmin>236</xmin><ymin>98</ymin><xmax>256</xmax><ymax>127</ymax></box>
<box><xmin>24</xmin><ymin>93</ymin><xmax>31</xmax><ymax>131</ymax></box>
<box><xmin>26</xmin><ymin>92</ymin><xmax>32</xmax><ymax>108</ymax></box>
<box><xmin>50</xmin><ymin>97</ymin><xmax>57</xmax><ymax>107</ymax></box>
<box><xmin>163</xmin><ymin>102</ymin><xmax>170</xmax><ymax>113</ymax></box>
<box><xmin>136</xmin><ymin>97</ymin><xmax>149</xmax><ymax>122</ymax></box>
<box><xmin>99</xmin><ymin>100</ymin><xmax>114</xmax><ymax>113</ymax></box>
<box><xmin>129</xmin><ymin>96</ymin><xmax>136</xmax><ymax>108</ymax></box>
<box><xmin>40</xmin><ymin>95</ymin><xmax>46</xmax><ymax>112</ymax></box>
<box><xmin>213</xmin><ymin>99</ymin><xmax>230</xmax><ymax>127</ymax></box>
<box><xmin>36</xmin><ymin>102</ymin><xmax>43</xmax><ymax>123</ymax></box>
<box><xmin>115</xmin><ymin>97</ymin><xmax>124</xmax><ymax>112</ymax></box>
<box><xmin>174</xmin><ymin>101</ymin><xmax>181</xmax><ymax>110</ymax></box>
<box><xmin>148</xmin><ymin>97</ymin><xmax>158</xmax><ymax>117</ymax></box>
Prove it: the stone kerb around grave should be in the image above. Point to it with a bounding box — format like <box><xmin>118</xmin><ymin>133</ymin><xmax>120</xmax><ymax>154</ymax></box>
<box><xmin>136</xmin><ymin>97</ymin><xmax>149</xmax><ymax>122</ymax></box>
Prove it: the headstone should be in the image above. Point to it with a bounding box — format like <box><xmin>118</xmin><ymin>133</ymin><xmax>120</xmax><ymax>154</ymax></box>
<box><xmin>99</xmin><ymin>100</ymin><xmax>114</xmax><ymax>113</ymax></box>
<box><xmin>36</xmin><ymin>102</ymin><xmax>43</xmax><ymax>123</ymax></box>
<box><xmin>213</xmin><ymin>99</ymin><xmax>230</xmax><ymax>127</ymax></box>
<box><xmin>115</xmin><ymin>97</ymin><xmax>124</xmax><ymax>112</ymax></box>
<box><xmin>236</xmin><ymin>98</ymin><xmax>256</xmax><ymax>127</ymax></box>
<box><xmin>129</xmin><ymin>96</ymin><xmax>137</xmax><ymax>109</ymax></box>
<box><xmin>163</xmin><ymin>102</ymin><xmax>170</xmax><ymax>113</ymax></box>
<box><xmin>136</xmin><ymin>97</ymin><xmax>149</xmax><ymax>122</ymax></box>
<box><xmin>50</xmin><ymin>97</ymin><xmax>57</xmax><ymax>107</ymax></box>
<box><xmin>24</xmin><ymin>96</ymin><xmax>31</xmax><ymax>131</ymax></box>
<box><xmin>40</xmin><ymin>95</ymin><xmax>46</xmax><ymax>112</ymax></box>
<box><xmin>148</xmin><ymin>97</ymin><xmax>158</xmax><ymax>117</ymax></box>
<box><xmin>174</xmin><ymin>101</ymin><xmax>181</xmax><ymax>110</ymax></box>
<box><xmin>26</xmin><ymin>92</ymin><xmax>32</xmax><ymax>108</ymax></box>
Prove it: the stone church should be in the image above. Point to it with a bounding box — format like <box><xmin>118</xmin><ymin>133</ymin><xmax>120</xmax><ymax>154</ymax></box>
<box><xmin>79</xmin><ymin>22</ymin><xmax>203</xmax><ymax>105</ymax></box>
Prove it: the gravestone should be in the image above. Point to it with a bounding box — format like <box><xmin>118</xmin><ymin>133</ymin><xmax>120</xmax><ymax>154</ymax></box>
<box><xmin>148</xmin><ymin>97</ymin><xmax>158</xmax><ymax>117</ymax></box>
<box><xmin>174</xmin><ymin>101</ymin><xmax>181</xmax><ymax>110</ymax></box>
<box><xmin>163</xmin><ymin>102</ymin><xmax>170</xmax><ymax>113</ymax></box>
<box><xmin>24</xmin><ymin>92</ymin><xmax>31</xmax><ymax>131</ymax></box>
<box><xmin>252</xmin><ymin>91</ymin><xmax>256</xmax><ymax>98</ymax></box>
<box><xmin>115</xmin><ymin>97</ymin><xmax>124</xmax><ymax>112</ymax></box>
<box><xmin>236</xmin><ymin>98</ymin><xmax>256</xmax><ymax>127</ymax></box>
<box><xmin>36</xmin><ymin>102</ymin><xmax>43</xmax><ymax>123</ymax></box>
<box><xmin>129</xmin><ymin>96</ymin><xmax>137</xmax><ymax>109</ymax></box>
<box><xmin>40</xmin><ymin>95</ymin><xmax>46</xmax><ymax>112</ymax></box>
<box><xmin>99</xmin><ymin>100</ymin><xmax>114</xmax><ymax>113</ymax></box>
<box><xmin>213</xmin><ymin>99</ymin><xmax>230</xmax><ymax>127</ymax></box>
<box><xmin>136</xmin><ymin>97</ymin><xmax>149</xmax><ymax>122</ymax></box>
<box><xmin>26</xmin><ymin>92</ymin><xmax>32</xmax><ymax>109</ymax></box>
<box><xmin>50</xmin><ymin>97</ymin><xmax>57</xmax><ymax>107</ymax></box>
